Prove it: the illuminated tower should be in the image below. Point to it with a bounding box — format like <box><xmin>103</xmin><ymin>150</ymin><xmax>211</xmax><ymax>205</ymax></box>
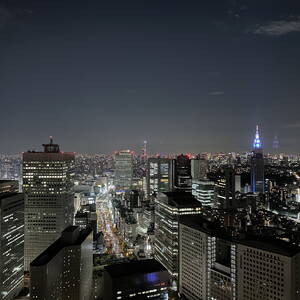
<box><xmin>143</xmin><ymin>140</ymin><xmax>147</xmax><ymax>157</ymax></box>
<box><xmin>250</xmin><ymin>126</ymin><xmax>264</xmax><ymax>193</ymax></box>
<box><xmin>141</xmin><ymin>140</ymin><xmax>147</xmax><ymax>162</ymax></box>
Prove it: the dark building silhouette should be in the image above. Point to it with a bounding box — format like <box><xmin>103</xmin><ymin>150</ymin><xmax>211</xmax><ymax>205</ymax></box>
<box><xmin>171</xmin><ymin>154</ymin><xmax>192</xmax><ymax>191</ymax></box>
<box><xmin>103</xmin><ymin>260</ymin><xmax>169</xmax><ymax>300</ymax></box>
<box><xmin>30</xmin><ymin>226</ymin><xmax>93</xmax><ymax>300</ymax></box>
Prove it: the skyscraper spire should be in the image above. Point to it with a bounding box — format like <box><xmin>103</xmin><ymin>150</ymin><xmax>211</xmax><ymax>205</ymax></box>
<box><xmin>253</xmin><ymin>125</ymin><xmax>262</xmax><ymax>149</ymax></box>
<box><xmin>251</xmin><ymin>125</ymin><xmax>264</xmax><ymax>194</ymax></box>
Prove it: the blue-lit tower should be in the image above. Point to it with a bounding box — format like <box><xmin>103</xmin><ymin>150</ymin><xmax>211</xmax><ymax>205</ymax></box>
<box><xmin>251</xmin><ymin>125</ymin><xmax>265</xmax><ymax>193</ymax></box>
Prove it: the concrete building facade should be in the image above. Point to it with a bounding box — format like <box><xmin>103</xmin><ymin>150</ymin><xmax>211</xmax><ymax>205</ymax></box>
<box><xmin>30</xmin><ymin>226</ymin><xmax>93</xmax><ymax>300</ymax></box>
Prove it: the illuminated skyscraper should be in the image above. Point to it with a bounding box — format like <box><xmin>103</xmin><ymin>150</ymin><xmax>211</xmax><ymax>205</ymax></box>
<box><xmin>250</xmin><ymin>126</ymin><xmax>264</xmax><ymax>193</ymax></box>
<box><xmin>146</xmin><ymin>157</ymin><xmax>171</xmax><ymax>197</ymax></box>
<box><xmin>0</xmin><ymin>181</ymin><xmax>24</xmax><ymax>300</ymax></box>
<box><xmin>154</xmin><ymin>192</ymin><xmax>202</xmax><ymax>278</ymax></box>
<box><xmin>141</xmin><ymin>140</ymin><xmax>147</xmax><ymax>159</ymax></box>
<box><xmin>23</xmin><ymin>138</ymin><xmax>75</xmax><ymax>270</ymax></box>
<box><xmin>215</xmin><ymin>166</ymin><xmax>237</xmax><ymax>209</ymax></box>
<box><xmin>114</xmin><ymin>150</ymin><xmax>133</xmax><ymax>191</ymax></box>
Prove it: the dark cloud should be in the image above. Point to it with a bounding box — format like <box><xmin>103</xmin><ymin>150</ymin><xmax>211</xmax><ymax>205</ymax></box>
<box><xmin>0</xmin><ymin>2</ymin><xmax>33</xmax><ymax>29</ymax></box>
<box><xmin>0</xmin><ymin>5</ymin><xmax>12</xmax><ymax>28</ymax></box>
<box><xmin>253</xmin><ymin>16</ymin><xmax>300</xmax><ymax>36</ymax></box>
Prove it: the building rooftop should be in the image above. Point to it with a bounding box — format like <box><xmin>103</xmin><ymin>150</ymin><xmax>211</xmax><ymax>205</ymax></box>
<box><xmin>30</xmin><ymin>226</ymin><xmax>92</xmax><ymax>267</ymax></box>
<box><xmin>238</xmin><ymin>237</ymin><xmax>300</xmax><ymax>257</ymax></box>
<box><xmin>0</xmin><ymin>180</ymin><xmax>19</xmax><ymax>194</ymax></box>
<box><xmin>0</xmin><ymin>192</ymin><xmax>22</xmax><ymax>203</ymax></box>
<box><xmin>180</xmin><ymin>216</ymin><xmax>300</xmax><ymax>257</ymax></box>
<box><xmin>159</xmin><ymin>192</ymin><xmax>202</xmax><ymax>208</ymax></box>
<box><xmin>104</xmin><ymin>259</ymin><xmax>167</xmax><ymax>278</ymax></box>
<box><xmin>180</xmin><ymin>215</ymin><xmax>229</xmax><ymax>237</ymax></box>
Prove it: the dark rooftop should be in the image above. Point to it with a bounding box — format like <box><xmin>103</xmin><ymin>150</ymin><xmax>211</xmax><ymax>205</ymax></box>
<box><xmin>180</xmin><ymin>216</ymin><xmax>300</xmax><ymax>257</ymax></box>
<box><xmin>104</xmin><ymin>259</ymin><xmax>167</xmax><ymax>278</ymax></box>
<box><xmin>30</xmin><ymin>226</ymin><xmax>92</xmax><ymax>267</ymax></box>
<box><xmin>238</xmin><ymin>238</ymin><xmax>300</xmax><ymax>257</ymax></box>
<box><xmin>62</xmin><ymin>225</ymin><xmax>78</xmax><ymax>233</ymax></box>
<box><xmin>159</xmin><ymin>192</ymin><xmax>202</xmax><ymax>208</ymax></box>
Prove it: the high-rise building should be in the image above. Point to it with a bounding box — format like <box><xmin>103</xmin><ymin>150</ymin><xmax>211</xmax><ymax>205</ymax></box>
<box><xmin>0</xmin><ymin>181</ymin><xmax>24</xmax><ymax>300</ymax></box>
<box><xmin>114</xmin><ymin>150</ymin><xmax>133</xmax><ymax>191</ymax></box>
<box><xmin>236</xmin><ymin>239</ymin><xmax>300</xmax><ymax>300</ymax></box>
<box><xmin>154</xmin><ymin>192</ymin><xmax>202</xmax><ymax>278</ymax></box>
<box><xmin>215</xmin><ymin>166</ymin><xmax>237</xmax><ymax>209</ymax></box>
<box><xmin>171</xmin><ymin>155</ymin><xmax>192</xmax><ymax>191</ymax></box>
<box><xmin>179</xmin><ymin>216</ymin><xmax>300</xmax><ymax>300</ymax></box>
<box><xmin>103</xmin><ymin>260</ymin><xmax>169</xmax><ymax>300</ymax></box>
<box><xmin>191</xmin><ymin>158</ymin><xmax>208</xmax><ymax>180</ymax></box>
<box><xmin>23</xmin><ymin>138</ymin><xmax>75</xmax><ymax>270</ymax></box>
<box><xmin>30</xmin><ymin>226</ymin><xmax>93</xmax><ymax>300</ymax></box>
<box><xmin>141</xmin><ymin>140</ymin><xmax>148</xmax><ymax>160</ymax></box>
<box><xmin>192</xmin><ymin>179</ymin><xmax>215</xmax><ymax>206</ymax></box>
<box><xmin>251</xmin><ymin>125</ymin><xmax>265</xmax><ymax>193</ymax></box>
<box><xmin>179</xmin><ymin>216</ymin><xmax>234</xmax><ymax>300</ymax></box>
<box><xmin>146</xmin><ymin>157</ymin><xmax>171</xmax><ymax>197</ymax></box>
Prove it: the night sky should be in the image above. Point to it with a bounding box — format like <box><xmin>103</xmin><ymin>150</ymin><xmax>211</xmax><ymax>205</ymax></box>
<box><xmin>1</xmin><ymin>0</ymin><xmax>300</xmax><ymax>154</ymax></box>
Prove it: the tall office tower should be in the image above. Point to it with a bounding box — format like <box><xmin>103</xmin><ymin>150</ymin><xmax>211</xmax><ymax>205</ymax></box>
<box><xmin>179</xmin><ymin>217</ymin><xmax>208</xmax><ymax>300</ymax></box>
<box><xmin>141</xmin><ymin>140</ymin><xmax>147</xmax><ymax>160</ymax></box>
<box><xmin>192</xmin><ymin>179</ymin><xmax>215</xmax><ymax>206</ymax></box>
<box><xmin>30</xmin><ymin>226</ymin><xmax>93</xmax><ymax>300</ymax></box>
<box><xmin>103</xmin><ymin>260</ymin><xmax>169</xmax><ymax>300</ymax></box>
<box><xmin>114</xmin><ymin>150</ymin><xmax>133</xmax><ymax>191</ymax></box>
<box><xmin>236</xmin><ymin>239</ymin><xmax>300</xmax><ymax>300</ymax></box>
<box><xmin>171</xmin><ymin>154</ymin><xmax>192</xmax><ymax>191</ymax></box>
<box><xmin>146</xmin><ymin>157</ymin><xmax>171</xmax><ymax>198</ymax></box>
<box><xmin>191</xmin><ymin>158</ymin><xmax>208</xmax><ymax>180</ymax></box>
<box><xmin>179</xmin><ymin>216</ymin><xmax>235</xmax><ymax>300</ymax></box>
<box><xmin>215</xmin><ymin>166</ymin><xmax>238</xmax><ymax>209</ymax></box>
<box><xmin>251</xmin><ymin>125</ymin><xmax>265</xmax><ymax>193</ymax></box>
<box><xmin>0</xmin><ymin>181</ymin><xmax>24</xmax><ymax>300</ymax></box>
<box><xmin>179</xmin><ymin>216</ymin><xmax>300</xmax><ymax>300</ymax></box>
<box><xmin>154</xmin><ymin>192</ymin><xmax>202</xmax><ymax>278</ymax></box>
<box><xmin>23</xmin><ymin>138</ymin><xmax>75</xmax><ymax>270</ymax></box>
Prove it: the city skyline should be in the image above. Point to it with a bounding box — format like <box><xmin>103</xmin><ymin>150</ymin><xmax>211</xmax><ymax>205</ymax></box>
<box><xmin>1</xmin><ymin>1</ymin><xmax>300</xmax><ymax>299</ymax></box>
<box><xmin>0</xmin><ymin>125</ymin><xmax>298</xmax><ymax>156</ymax></box>
<box><xmin>1</xmin><ymin>0</ymin><xmax>300</xmax><ymax>154</ymax></box>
